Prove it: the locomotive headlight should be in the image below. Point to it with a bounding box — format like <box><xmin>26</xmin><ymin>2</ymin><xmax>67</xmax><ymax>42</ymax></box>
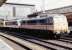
<box><xmin>67</xmin><ymin>30</ymin><xmax>70</xmax><ymax>33</ymax></box>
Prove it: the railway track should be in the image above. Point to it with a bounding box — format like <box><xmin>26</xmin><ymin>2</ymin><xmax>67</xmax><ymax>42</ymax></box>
<box><xmin>0</xmin><ymin>31</ymin><xmax>72</xmax><ymax>50</ymax></box>
<box><xmin>0</xmin><ymin>32</ymin><xmax>55</xmax><ymax>50</ymax></box>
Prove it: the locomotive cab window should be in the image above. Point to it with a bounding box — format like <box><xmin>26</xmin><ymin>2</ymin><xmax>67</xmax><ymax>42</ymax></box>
<box><xmin>47</xmin><ymin>17</ymin><xmax>53</xmax><ymax>25</ymax></box>
<box><xmin>0</xmin><ymin>22</ymin><xmax>3</xmax><ymax>26</ymax></box>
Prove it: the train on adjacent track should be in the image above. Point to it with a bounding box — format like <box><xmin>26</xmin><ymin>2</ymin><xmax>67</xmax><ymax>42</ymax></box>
<box><xmin>0</xmin><ymin>14</ymin><xmax>70</xmax><ymax>38</ymax></box>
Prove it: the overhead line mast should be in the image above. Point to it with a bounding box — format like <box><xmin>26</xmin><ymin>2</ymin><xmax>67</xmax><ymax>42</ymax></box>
<box><xmin>42</xmin><ymin>0</ymin><xmax>45</xmax><ymax>13</ymax></box>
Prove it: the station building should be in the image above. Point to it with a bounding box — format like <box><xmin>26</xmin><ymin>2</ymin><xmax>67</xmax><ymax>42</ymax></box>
<box><xmin>0</xmin><ymin>2</ymin><xmax>72</xmax><ymax>26</ymax></box>
<box><xmin>0</xmin><ymin>3</ymin><xmax>35</xmax><ymax>20</ymax></box>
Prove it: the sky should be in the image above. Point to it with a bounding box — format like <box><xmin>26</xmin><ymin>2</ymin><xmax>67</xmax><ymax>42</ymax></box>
<box><xmin>6</xmin><ymin>0</ymin><xmax>72</xmax><ymax>11</ymax></box>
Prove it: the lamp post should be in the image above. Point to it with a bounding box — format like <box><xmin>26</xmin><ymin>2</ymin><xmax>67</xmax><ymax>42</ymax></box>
<box><xmin>42</xmin><ymin>0</ymin><xmax>45</xmax><ymax>13</ymax></box>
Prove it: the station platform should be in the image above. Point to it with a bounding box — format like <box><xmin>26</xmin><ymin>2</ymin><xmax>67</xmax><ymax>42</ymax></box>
<box><xmin>0</xmin><ymin>35</ymin><xmax>26</xmax><ymax>50</ymax></box>
<box><xmin>0</xmin><ymin>37</ymin><xmax>13</xmax><ymax>50</ymax></box>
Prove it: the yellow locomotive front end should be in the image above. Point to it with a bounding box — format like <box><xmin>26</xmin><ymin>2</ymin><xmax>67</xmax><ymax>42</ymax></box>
<box><xmin>53</xmin><ymin>15</ymin><xmax>70</xmax><ymax>35</ymax></box>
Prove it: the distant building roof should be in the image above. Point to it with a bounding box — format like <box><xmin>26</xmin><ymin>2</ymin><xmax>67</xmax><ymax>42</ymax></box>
<box><xmin>5</xmin><ymin>3</ymin><xmax>35</xmax><ymax>6</ymax></box>
<box><xmin>34</xmin><ymin>5</ymin><xmax>72</xmax><ymax>16</ymax></box>
<box><xmin>45</xmin><ymin>5</ymin><xmax>72</xmax><ymax>14</ymax></box>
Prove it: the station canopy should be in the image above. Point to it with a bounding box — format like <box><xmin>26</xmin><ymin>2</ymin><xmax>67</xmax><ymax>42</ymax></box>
<box><xmin>0</xmin><ymin>0</ymin><xmax>7</xmax><ymax>6</ymax></box>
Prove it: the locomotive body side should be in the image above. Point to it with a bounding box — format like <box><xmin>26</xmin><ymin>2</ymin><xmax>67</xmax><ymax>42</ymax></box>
<box><xmin>20</xmin><ymin>14</ymin><xmax>70</xmax><ymax>35</ymax></box>
<box><xmin>4</xmin><ymin>20</ymin><xmax>19</xmax><ymax>28</ymax></box>
<box><xmin>0</xmin><ymin>14</ymin><xmax>69</xmax><ymax>38</ymax></box>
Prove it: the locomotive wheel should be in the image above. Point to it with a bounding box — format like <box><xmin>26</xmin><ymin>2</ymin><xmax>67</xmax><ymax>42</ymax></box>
<box><xmin>54</xmin><ymin>34</ymin><xmax>61</xmax><ymax>39</ymax></box>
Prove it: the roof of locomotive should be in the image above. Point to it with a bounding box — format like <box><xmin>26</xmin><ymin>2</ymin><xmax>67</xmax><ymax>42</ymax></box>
<box><xmin>21</xmin><ymin>14</ymin><xmax>66</xmax><ymax>21</ymax></box>
<box><xmin>4</xmin><ymin>14</ymin><xmax>66</xmax><ymax>22</ymax></box>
